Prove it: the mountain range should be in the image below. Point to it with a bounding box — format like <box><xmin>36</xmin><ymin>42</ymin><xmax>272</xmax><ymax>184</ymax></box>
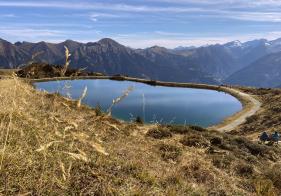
<box><xmin>1</xmin><ymin>37</ymin><xmax>281</xmax><ymax>87</ymax></box>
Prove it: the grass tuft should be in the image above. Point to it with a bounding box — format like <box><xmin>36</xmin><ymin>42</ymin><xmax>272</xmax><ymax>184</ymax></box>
<box><xmin>158</xmin><ymin>143</ymin><xmax>182</xmax><ymax>162</ymax></box>
<box><xmin>180</xmin><ymin>134</ymin><xmax>209</xmax><ymax>148</ymax></box>
<box><xmin>146</xmin><ymin>127</ymin><xmax>172</xmax><ymax>139</ymax></box>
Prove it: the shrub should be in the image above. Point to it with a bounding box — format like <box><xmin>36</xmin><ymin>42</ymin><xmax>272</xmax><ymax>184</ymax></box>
<box><xmin>233</xmin><ymin>137</ymin><xmax>248</xmax><ymax>145</ymax></box>
<box><xmin>180</xmin><ymin>134</ymin><xmax>209</xmax><ymax>148</ymax></box>
<box><xmin>208</xmin><ymin>189</ymin><xmax>227</xmax><ymax>196</ymax></box>
<box><xmin>232</xmin><ymin>137</ymin><xmax>275</xmax><ymax>158</ymax></box>
<box><xmin>69</xmin><ymin>163</ymin><xmax>117</xmax><ymax>195</ymax></box>
<box><xmin>135</xmin><ymin>116</ymin><xmax>144</xmax><ymax>124</ymax></box>
<box><xmin>136</xmin><ymin>171</ymin><xmax>157</xmax><ymax>186</ymax></box>
<box><xmin>235</xmin><ymin>163</ymin><xmax>254</xmax><ymax>177</ymax></box>
<box><xmin>181</xmin><ymin>161</ymin><xmax>214</xmax><ymax>184</ymax></box>
<box><xmin>254</xmin><ymin>179</ymin><xmax>276</xmax><ymax>196</ymax></box>
<box><xmin>189</xmin><ymin>125</ymin><xmax>207</xmax><ymax>132</ymax></box>
<box><xmin>245</xmin><ymin>115</ymin><xmax>258</xmax><ymax>124</ymax></box>
<box><xmin>211</xmin><ymin>155</ymin><xmax>234</xmax><ymax>169</ymax></box>
<box><xmin>210</xmin><ymin>137</ymin><xmax>223</xmax><ymax>146</ymax></box>
<box><xmin>167</xmin><ymin>125</ymin><xmax>190</xmax><ymax>134</ymax></box>
<box><xmin>161</xmin><ymin>175</ymin><xmax>182</xmax><ymax>188</ymax></box>
<box><xmin>94</xmin><ymin>104</ymin><xmax>103</xmax><ymax>116</ymax></box>
<box><xmin>270</xmin><ymin>106</ymin><xmax>281</xmax><ymax>113</ymax></box>
<box><xmin>146</xmin><ymin>127</ymin><xmax>172</xmax><ymax>139</ymax></box>
<box><xmin>265</xmin><ymin>164</ymin><xmax>281</xmax><ymax>191</ymax></box>
<box><xmin>246</xmin><ymin>143</ymin><xmax>269</xmax><ymax>156</ymax></box>
<box><xmin>158</xmin><ymin>143</ymin><xmax>182</xmax><ymax>162</ymax></box>
<box><xmin>121</xmin><ymin>163</ymin><xmax>140</xmax><ymax>176</ymax></box>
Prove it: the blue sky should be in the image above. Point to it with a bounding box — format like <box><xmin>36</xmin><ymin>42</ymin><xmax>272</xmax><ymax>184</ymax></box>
<box><xmin>1</xmin><ymin>0</ymin><xmax>281</xmax><ymax>48</ymax></box>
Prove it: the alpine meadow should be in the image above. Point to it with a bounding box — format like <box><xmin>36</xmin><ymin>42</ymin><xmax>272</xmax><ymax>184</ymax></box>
<box><xmin>1</xmin><ymin>0</ymin><xmax>281</xmax><ymax>195</ymax></box>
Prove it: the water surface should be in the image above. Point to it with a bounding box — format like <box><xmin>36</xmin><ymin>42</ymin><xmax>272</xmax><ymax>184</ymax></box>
<box><xmin>35</xmin><ymin>79</ymin><xmax>242</xmax><ymax>127</ymax></box>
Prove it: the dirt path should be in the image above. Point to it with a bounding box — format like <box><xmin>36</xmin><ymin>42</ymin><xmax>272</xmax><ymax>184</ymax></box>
<box><xmin>215</xmin><ymin>88</ymin><xmax>261</xmax><ymax>132</ymax></box>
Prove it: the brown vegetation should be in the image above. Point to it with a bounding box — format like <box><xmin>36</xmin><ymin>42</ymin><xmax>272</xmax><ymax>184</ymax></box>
<box><xmin>0</xmin><ymin>76</ymin><xmax>280</xmax><ymax>195</ymax></box>
<box><xmin>16</xmin><ymin>63</ymin><xmax>105</xmax><ymax>79</ymax></box>
<box><xmin>231</xmin><ymin>87</ymin><xmax>281</xmax><ymax>138</ymax></box>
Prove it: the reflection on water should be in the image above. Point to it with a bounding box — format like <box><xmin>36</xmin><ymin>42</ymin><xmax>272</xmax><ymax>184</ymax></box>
<box><xmin>35</xmin><ymin>79</ymin><xmax>242</xmax><ymax>127</ymax></box>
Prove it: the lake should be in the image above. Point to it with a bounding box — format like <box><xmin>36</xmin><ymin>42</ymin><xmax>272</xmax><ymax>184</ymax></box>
<box><xmin>35</xmin><ymin>79</ymin><xmax>242</xmax><ymax>127</ymax></box>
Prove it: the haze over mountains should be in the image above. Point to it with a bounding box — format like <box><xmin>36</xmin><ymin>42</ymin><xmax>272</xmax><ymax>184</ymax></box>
<box><xmin>1</xmin><ymin>37</ymin><xmax>281</xmax><ymax>87</ymax></box>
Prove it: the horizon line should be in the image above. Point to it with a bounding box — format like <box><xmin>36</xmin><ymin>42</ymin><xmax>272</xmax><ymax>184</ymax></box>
<box><xmin>0</xmin><ymin>36</ymin><xmax>279</xmax><ymax>49</ymax></box>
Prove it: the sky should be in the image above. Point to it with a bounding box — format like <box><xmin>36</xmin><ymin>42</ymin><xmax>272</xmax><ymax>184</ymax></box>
<box><xmin>1</xmin><ymin>0</ymin><xmax>281</xmax><ymax>48</ymax></box>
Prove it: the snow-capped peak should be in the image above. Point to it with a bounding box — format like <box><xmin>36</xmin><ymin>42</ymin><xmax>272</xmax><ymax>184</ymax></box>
<box><xmin>225</xmin><ymin>40</ymin><xmax>243</xmax><ymax>48</ymax></box>
<box><xmin>232</xmin><ymin>40</ymin><xmax>242</xmax><ymax>47</ymax></box>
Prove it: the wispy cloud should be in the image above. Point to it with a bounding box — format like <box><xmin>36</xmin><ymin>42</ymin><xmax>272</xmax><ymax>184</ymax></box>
<box><xmin>154</xmin><ymin>31</ymin><xmax>188</xmax><ymax>36</ymax></box>
<box><xmin>113</xmin><ymin>31</ymin><xmax>281</xmax><ymax>48</ymax></box>
<box><xmin>225</xmin><ymin>11</ymin><xmax>281</xmax><ymax>22</ymax></box>
<box><xmin>0</xmin><ymin>28</ymin><xmax>63</xmax><ymax>37</ymax></box>
<box><xmin>90</xmin><ymin>13</ymin><xmax>121</xmax><ymax>22</ymax></box>
<box><xmin>1</xmin><ymin>0</ymin><xmax>281</xmax><ymax>48</ymax></box>
<box><xmin>0</xmin><ymin>1</ymin><xmax>207</xmax><ymax>13</ymax></box>
<box><xmin>0</xmin><ymin>27</ymin><xmax>102</xmax><ymax>42</ymax></box>
<box><xmin>144</xmin><ymin>0</ymin><xmax>281</xmax><ymax>7</ymax></box>
<box><xmin>0</xmin><ymin>14</ymin><xmax>16</xmax><ymax>17</ymax></box>
<box><xmin>201</xmin><ymin>10</ymin><xmax>281</xmax><ymax>22</ymax></box>
<box><xmin>1</xmin><ymin>1</ymin><xmax>281</xmax><ymax>23</ymax></box>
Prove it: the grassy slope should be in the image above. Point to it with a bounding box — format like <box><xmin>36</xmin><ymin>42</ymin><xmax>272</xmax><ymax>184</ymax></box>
<box><xmin>231</xmin><ymin>87</ymin><xmax>281</xmax><ymax>138</ymax></box>
<box><xmin>0</xmin><ymin>78</ymin><xmax>280</xmax><ymax>195</ymax></box>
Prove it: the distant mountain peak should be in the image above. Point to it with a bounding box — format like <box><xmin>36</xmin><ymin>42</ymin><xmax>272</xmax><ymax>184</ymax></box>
<box><xmin>0</xmin><ymin>38</ymin><xmax>9</xmax><ymax>43</ymax></box>
<box><xmin>224</xmin><ymin>40</ymin><xmax>242</xmax><ymax>48</ymax></box>
<box><xmin>63</xmin><ymin>39</ymin><xmax>78</xmax><ymax>44</ymax></box>
<box><xmin>270</xmin><ymin>38</ymin><xmax>281</xmax><ymax>46</ymax></box>
<box><xmin>173</xmin><ymin>46</ymin><xmax>196</xmax><ymax>51</ymax></box>
<box><xmin>1</xmin><ymin>37</ymin><xmax>281</xmax><ymax>87</ymax></box>
<box><xmin>35</xmin><ymin>41</ymin><xmax>51</xmax><ymax>47</ymax></box>
<box><xmin>14</xmin><ymin>41</ymin><xmax>23</xmax><ymax>46</ymax></box>
<box><xmin>98</xmin><ymin>38</ymin><xmax>121</xmax><ymax>46</ymax></box>
<box><xmin>147</xmin><ymin>45</ymin><xmax>169</xmax><ymax>53</ymax></box>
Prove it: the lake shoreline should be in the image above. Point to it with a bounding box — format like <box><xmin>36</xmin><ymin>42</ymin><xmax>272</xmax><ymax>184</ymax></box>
<box><xmin>27</xmin><ymin>75</ymin><xmax>260</xmax><ymax>132</ymax></box>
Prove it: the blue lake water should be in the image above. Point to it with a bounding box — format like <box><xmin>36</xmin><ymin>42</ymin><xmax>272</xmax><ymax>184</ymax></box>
<box><xmin>35</xmin><ymin>79</ymin><xmax>242</xmax><ymax>127</ymax></box>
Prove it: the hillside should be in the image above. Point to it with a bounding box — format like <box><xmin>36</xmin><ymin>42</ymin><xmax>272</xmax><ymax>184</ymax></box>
<box><xmin>173</xmin><ymin>44</ymin><xmax>240</xmax><ymax>79</ymax></box>
<box><xmin>0</xmin><ymin>75</ymin><xmax>281</xmax><ymax>195</ymax></box>
<box><xmin>2</xmin><ymin>37</ymin><xmax>281</xmax><ymax>86</ymax></box>
<box><xmin>0</xmin><ymin>39</ymin><xmax>29</xmax><ymax>68</ymax></box>
<box><xmin>174</xmin><ymin>38</ymin><xmax>281</xmax><ymax>85</ymax></box>
<box><xmin>172</xmin><ymin>39</ymin><xmax>279</xmax><ymax>80</ymax></box>
<box><xmin>0</xmin><ymin>38</ymin><xmax>217</xmax><ymax>84</ymax></box>
<box><xmin>231</xmin><ymin>87</ymin><xmax>281</xmax><ymax>136</ymax></box>
<box><xmin>225</xmin><ymin>52</ymin><xmax>281</xmax><ymax>87</ymax></box>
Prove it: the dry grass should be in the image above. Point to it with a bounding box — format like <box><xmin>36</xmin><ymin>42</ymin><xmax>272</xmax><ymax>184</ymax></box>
<box><xmin>60</xmin><ymin>46</ymin><xmax>71</xmax><ymax>77</ymax></box>
<box><xmin>231</xmin><ymin>87</ymin><xmax>281</xmax><ymax>139</ymax></box>
<box><xmin>107</xmin><ymin>86</ymin><xmax>134</xmax><ymax>115</ymax></box>
<box><xmin>0</xmin><ymin>69</ymin><xmax>19</xmax><ymax>77</ymax></box>
<box><xmin>0</xmin><ymin>77</ymin><xmax>280</xmax><ymax>195</ymax></box>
